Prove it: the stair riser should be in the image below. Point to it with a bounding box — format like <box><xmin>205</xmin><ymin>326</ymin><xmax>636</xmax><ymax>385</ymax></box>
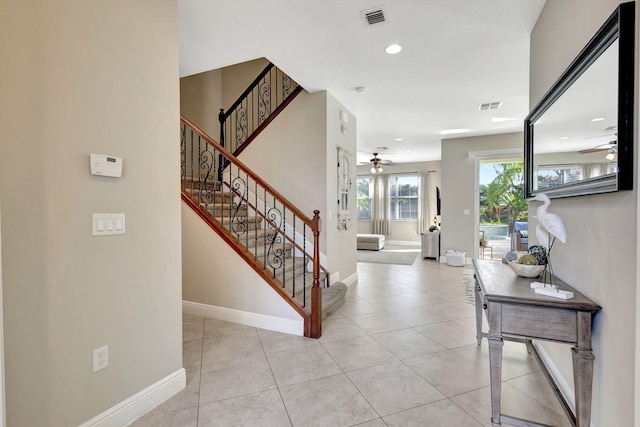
<box><xmin>250</xmin><ymin>245</ymin><xmax>293</xmax><ymax>259</ymax></box>
<box><xmin>183</xmin><ymin>180</ymin><xmax>222</xmax><ymax>192</ymax></box>
<box><xmin>232</xmin><ymin>235</ymin><xmax>278</xmax><ymax>246</ymax></box>
<box><xmin>204</xmin><ymin>205</ymin><xmax>248</xmax><ymax>216</ymax></box>
<box><xmin>186</xmin><ymin>189</ymin><xmax>231</xmax><ymax>202</ymax></box>
<box><xmin>214</xmin><ymin>218</ymin><xmax>263</xmax><ymax>232</ymax></box>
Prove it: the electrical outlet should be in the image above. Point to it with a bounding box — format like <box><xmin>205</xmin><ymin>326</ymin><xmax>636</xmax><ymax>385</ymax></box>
<box><xmin>93</xmin><ymin>345</ymin><xmax>109</xmax><ymax>372</ymax></box>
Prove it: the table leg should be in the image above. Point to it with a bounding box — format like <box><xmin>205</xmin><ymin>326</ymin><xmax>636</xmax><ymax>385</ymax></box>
<box><xmin>474</xmin><ymin>279</ymin><xmax>482</xmax><ymax>345</ymax></box>
<box><xmin>489</xmin><ymin>335</ymin><xmax>504</xmax><ymax>426</ymax></box>
<box><xmin>572</xmin><ymin>347</ymin><xmax>595</xmax><ymax>427</ymax></box>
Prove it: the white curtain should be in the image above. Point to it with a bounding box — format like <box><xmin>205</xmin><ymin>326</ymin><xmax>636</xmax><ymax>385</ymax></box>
<box><xmin>371</xmin><ymin>174</ymin><xmax>390</xmax><ymax>235</ymax></box>
<box><xmin>418</xmin><ymin>171</ymin><xmax>431</xmax><ymax>234</ymax></box>
<box><xmin>580</xmin><ymin>163</ymin><xmax>593</xmax><ymax>180</ymax></box>
<box><xmin>581</xmin><ymin>162</ymin><xmax>611</xmax><ymax>179</ymax></box>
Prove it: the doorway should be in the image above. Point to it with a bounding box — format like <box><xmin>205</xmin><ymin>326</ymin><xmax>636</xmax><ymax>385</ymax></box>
<box><xmin>478</xmin><ymin>159</ymin><xmax>527</xmax><ymax>260</ymax></box>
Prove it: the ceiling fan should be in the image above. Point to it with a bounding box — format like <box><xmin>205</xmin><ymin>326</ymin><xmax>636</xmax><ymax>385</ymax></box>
<box><xmin>578</xmin><ymin>140</ymin><xmax>617</xmax><ymax>160</ymax></box>
<box><xmin>368</xmin><ymin>153</ymin><xmax>393</xmax><ymax>173</ymax></box>
<box><xmin>577</xmin><ymin>140</ymin><xmax>617</xmax><ymax>154</ymax></box>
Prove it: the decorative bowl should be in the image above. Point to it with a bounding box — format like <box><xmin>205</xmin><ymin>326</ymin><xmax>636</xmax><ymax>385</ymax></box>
<box><xmin>508</xmin><ymin>261</ymin><xmax>545</xmax><ymax>278</ymax></box>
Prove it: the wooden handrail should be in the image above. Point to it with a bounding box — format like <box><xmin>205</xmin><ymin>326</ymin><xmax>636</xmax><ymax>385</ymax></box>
<box><xmin>181</xmin><ymin>193</ymin><xmax>312</xmax><ymax>321</ymax></box>
<box><xmin>230</xmin><ymin>85</ymin><xmax>303</xmax><ymax>158</ymax></box>
<box><xmin>182</xmin><ymin>115</ymin><xmax>329</xmax><ymax>280</ymax></box>
<box><xmin>222</xmin><ymin>180</ymin><xmax>330</xmax><ymax>285</ymax></box>
<box><xmin>181</xmin><ymin>116</ymin><xmax>326</xmax><ymax>338</ymax></box>
<box><xmin>181</xmin><ymin>115</ymin><xmax>315</xmax><ymax>226</ymax></box>
<box><xmin>221</xmin><ymin>62</ymin><xmax>275</xmax><ymax>120</ymax></box>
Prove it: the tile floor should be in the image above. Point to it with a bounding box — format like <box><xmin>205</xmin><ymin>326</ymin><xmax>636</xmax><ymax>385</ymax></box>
<box><xmin>132</xmin><ymin>249</ymin><xmax>573</xmax><ymax>427</ymax></box>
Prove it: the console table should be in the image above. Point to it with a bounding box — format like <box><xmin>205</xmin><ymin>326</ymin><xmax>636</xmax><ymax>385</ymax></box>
<box><xmin>472</xmin><ymin>259</ymin><xmax>601</xmax><ymax>427</ymax></box>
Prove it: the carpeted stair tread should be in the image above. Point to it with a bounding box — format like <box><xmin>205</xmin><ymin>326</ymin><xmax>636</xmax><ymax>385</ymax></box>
<box><xmin>319</xmin><ymin>282</ymin><xmax>348</xmax><ymax>320</ymax></box>
<box><xmin>248</xmin><ymin>242</ymin><xmax>294</xmax><ymax>259</ymax></box>
<box><xmin>229</xmin><ymin>229</ymin><xmax>278</xmax><ymax>247</ymax></box>
<box><xmin>185</xmin><ymin>186</ymin><xmax>232</xmax><ymax>203</ymax></box>
<box><xmin>182</xmin><ymin>178</ymin><xmax>222</xmax><ymax>192</ymax></box>
<box><xmin>201</xmin><ymin>203</ymin><xmax>248</xmax><ymax>215</ymax></box>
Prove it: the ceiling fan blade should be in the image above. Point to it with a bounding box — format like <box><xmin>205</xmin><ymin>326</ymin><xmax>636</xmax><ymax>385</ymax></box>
<box><xmin>578</xmin><ymin>142</ymin><xmax>616</xmax><ymax>154</ymax></box>
<box><xmin>378</xmin><ymin>160</ymin><xmax>394</xmax><ymax>165</ymax></box>
<box><xmin>578</xmin><ymin>147</ymin><xmax>608</xmax><ymax>154</ymax></box>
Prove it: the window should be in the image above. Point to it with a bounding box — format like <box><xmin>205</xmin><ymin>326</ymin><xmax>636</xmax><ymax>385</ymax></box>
<box><xmin>356</xmin><ymin>177</ymin><xmax>372</xmax><ymax>220</ymax></box>
<box><xmin>389</xmin><ymin>175</ymin><xmax>419</xmax><ymax>220</ymax></box>
<box><xmin>536</xmin><ymin>165</ymin><xmax>580</xmax><ymax>190</ymax></box>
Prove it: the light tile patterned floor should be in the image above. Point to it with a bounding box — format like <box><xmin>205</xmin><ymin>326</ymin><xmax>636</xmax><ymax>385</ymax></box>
<box><xmin>132</xmin><ymin>250</ymin><xmax>573</xmax><ymax>427</ymax></box>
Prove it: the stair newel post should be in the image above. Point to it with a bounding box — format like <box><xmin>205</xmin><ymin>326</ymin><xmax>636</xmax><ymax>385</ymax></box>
<box><xmin>218</xmin><ymin>108</ymin><xmax>226</xmax><ymax>148</ymax></box>
<box><xmin>310</xmin><ymin>210</ymin><xmax>322</xmax><ymax>338</ymax></box>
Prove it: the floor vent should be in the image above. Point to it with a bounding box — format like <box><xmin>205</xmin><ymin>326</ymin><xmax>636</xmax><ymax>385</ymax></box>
<box><xmin>362</xmin><ymin>7</ymin><xmax>387</xmax><ymax>25</ymax></box>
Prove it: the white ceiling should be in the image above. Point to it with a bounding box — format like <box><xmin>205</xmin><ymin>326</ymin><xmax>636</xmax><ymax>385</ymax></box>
<box><xmin>179</xmin><ymin>0</ymin><xmax>546</xmax><ymax>165</ymax></box>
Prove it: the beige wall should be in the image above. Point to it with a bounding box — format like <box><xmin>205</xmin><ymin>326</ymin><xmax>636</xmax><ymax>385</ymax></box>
<box><xmin>440</xmin><ymin>133</ymin><xmax>523</xmax><ymax>257</ymax></box>
<box><xmin>182</xmin><ymin>75</ymin><xmax>357</xmax><ymax>301</ymax></box>
<box><xmin>530</xmin><ymin>1</ymin><xmax>638</xmax><ymax>425</ymax></box>
<box><xmin>240</xmin><ymin>91</ymin><xmax>327</xmax><ymax>226</ymax></box>
<box><xmin>181</xmin><ymin>204</ymin><xmax>301</xmax><ymax>321</ymax></box>
<box><xmin>0</xmin><ymin>1</ymin><xmax>182</xmax><ymax>425</ymax></box>
<box><xmin>221</xmin><ymin>58</ymin><xmax>270</xmax><ymax>109</ymax></box>
<box><xmin>325</xmin><ymin>93</ymin><xmax>358</xmax><ymax>282</ymax></box>
<box><xmin>356</xmin><ymin>161</ymin><xmax>442</xmax><ymax>243</ymax></box>
<box><xmin>180</xmin><ymin>69</ymin><xmax>223</xmax><ymax>138</ymax></box>
<box><xmin>180</xmin><ymin>58</ymin><xmax>270</xmax><ymax>142</ymax></box>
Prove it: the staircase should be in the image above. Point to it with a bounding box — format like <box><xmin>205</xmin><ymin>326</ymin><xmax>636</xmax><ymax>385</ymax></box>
<box><xmin>181</xmin><ymin>117</ymin><xmax>347</xmax><ymax>338</ymax></box>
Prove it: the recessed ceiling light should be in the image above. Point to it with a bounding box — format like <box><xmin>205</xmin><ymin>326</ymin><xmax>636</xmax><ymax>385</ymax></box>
<box><xmin>591</xmin><ymin>117</ymin><xmax>605</xmax><ymax>122</ymax></box>
<box><xmin>440</xmin><ymin>128</ymin><xmax>470</xmax><ymax>135</ymax></box>
<box><xmin>385</xmin><ymin>44</ymin><xmax>402</xmax><ymax>54</ymax></box>
<box><xmin>405</xmin><ymin>150</ymin><xmax>412</xmax><ymax>153</ymax></box>
<box><xmin>394</xmin><ymin>137</ymin><xmax>403</xmax><ymax>141</ymax></box>
<box><xmin>560</xmin><ymin>136</ymin><xmax>569</xmax><ymax>140</ymax></box>
<box><xmin>491</xmin><ymin>117</ymin><xmax>517</xmax><ymax>123</ymax></box>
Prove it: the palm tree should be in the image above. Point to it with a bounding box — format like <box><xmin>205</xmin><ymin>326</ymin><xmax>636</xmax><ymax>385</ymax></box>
<box><xmin>480</xmin><ymin>162</ymin><xmax>527</xmax><ymax>228</ymax></box>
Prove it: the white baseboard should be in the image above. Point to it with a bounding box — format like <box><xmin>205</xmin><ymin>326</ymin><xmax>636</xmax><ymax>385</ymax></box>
<box><xmin>385</xmin><ymin>240</ymin><xmax>420</xmax><ymax>246</ymax></box>
<box><xmin>80</xmin><ymin>368</ymin><xmax>186</xmax><ymax>427</ymax></box>
<box><xmin>342</xmin><ymin>271</ymin><xmax>358</xmax><ymax>286</ymax></box>
<box><xmin>331</xmin><ymin>270</ymin><xmax>341</xmax><ymax>283</ymax></box>
<box><xmin>532</xmin><ymin>341</ymin><xmax>576</xmax><ymax>414</ymax></box>
<box><xmin>182</xmin><ymin>301</ymin><xmax>304</xmax><ymax>336</ymax></box>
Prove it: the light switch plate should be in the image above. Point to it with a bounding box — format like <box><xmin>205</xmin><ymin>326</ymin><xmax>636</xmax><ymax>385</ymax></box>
<box><xmin>92</xmin><ymin>214</ymin><xmax>125</xmax><ymax>236</ymax></box>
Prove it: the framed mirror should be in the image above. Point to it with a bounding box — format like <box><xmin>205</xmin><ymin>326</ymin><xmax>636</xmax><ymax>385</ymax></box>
<box><xmin>524</xmin><ymin>1</ymin><xmax>635</xmax><ymax>199</ymax></box>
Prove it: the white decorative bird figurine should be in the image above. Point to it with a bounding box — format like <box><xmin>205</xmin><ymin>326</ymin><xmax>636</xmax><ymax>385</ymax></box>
<box><xmin>535</xmin><ymin>224</ymin><xmax>552</xmax><ymax>250</ymax></box>
<box><xmin>533</xmin><ymin>193</ymin><xmax>567</xmax><ymax>244</ymax></box>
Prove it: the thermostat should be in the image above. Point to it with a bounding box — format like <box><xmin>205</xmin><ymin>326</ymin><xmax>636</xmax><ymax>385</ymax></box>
<box><xmin>90</xmin><ymin>153</ymin><xmax>122</xmax><ymax>178</ymax></box>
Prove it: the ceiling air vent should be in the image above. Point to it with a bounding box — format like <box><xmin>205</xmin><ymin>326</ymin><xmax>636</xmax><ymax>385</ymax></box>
<box><xmin>479</xmin><ymin>101</ymin><xmax>502</xmax><ymax>111</ymax></box>
<box><xmin>362</xmin><ymin>7</ymin><xmax>387</xmax><ymax>25</ymax></box>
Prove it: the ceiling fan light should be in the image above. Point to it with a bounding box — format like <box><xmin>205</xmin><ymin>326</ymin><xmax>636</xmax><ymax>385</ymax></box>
<box><xmin>379</xmin><ymin>166</ymin><xmax>383</xmax><ymax>173</ymax></box>
<box><xmin>605</xmin><ymin>150</ymin><xmax>616</xmax><ymax>160</ymax></box>
<box><xmin>371</xmin><ymin>166</ymin><xmax>377</xmax><ymax>173</ymax></box>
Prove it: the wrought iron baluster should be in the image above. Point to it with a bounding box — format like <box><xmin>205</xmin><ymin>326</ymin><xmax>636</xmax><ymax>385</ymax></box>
<box><xmin>281</xmin><ymin>204</ymin><xmax>286</xmax><ymax>291</ymax></box>
<box><xmin>303</xmin><ymin>224</ymin><xmax>307</xmax><ymax>305</ymax></box>
<box><xmin>292</xmin><ymin>215</ymin><xmax>296</xmax><ymax>304</ymax></box>
<box><xmin>263</xmin><ymin>187</ymin><xmax>267</xmax><ymax>268</ymax></box>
